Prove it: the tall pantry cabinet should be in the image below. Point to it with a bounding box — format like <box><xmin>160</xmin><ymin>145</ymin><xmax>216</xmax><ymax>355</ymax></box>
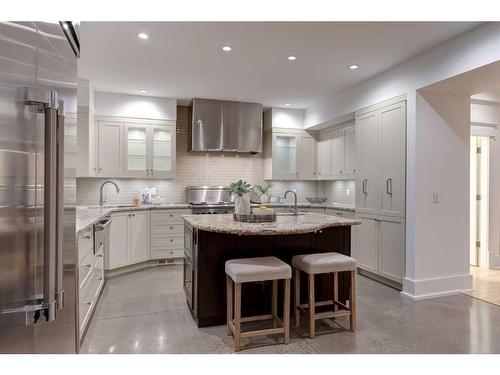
<box><xmin>354</xmin><ymin>97</ymin><xmax>406</xmax><ymax>286</ymax></box>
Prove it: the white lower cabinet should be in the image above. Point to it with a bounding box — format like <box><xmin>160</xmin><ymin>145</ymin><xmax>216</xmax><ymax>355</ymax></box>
<box><xmin>78</xmin><ymin>227</ymin><xmax>104</xmax><ymax>339</ymax></box>
<box><xmin>107</xmin><ymin>210</ymin><xmax>150</xmax><ymax>270</ymax></box>
<box><xmin>150</xmin><ymin>209</ymin><xmax>190</xmax><ymax>260</ymax></box>
<box><xmin>354</xmin><ymin>213</ymin><xmax>404</xmax><ymax>283</ymax></box>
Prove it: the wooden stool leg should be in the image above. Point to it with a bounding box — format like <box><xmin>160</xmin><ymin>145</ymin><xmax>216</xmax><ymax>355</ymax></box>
<box><xmin>283</xmin><ymin>278</ymin><xmax>290</xmax><ymax>344</ymax></box>
<box><xmin>294</xmin><ymin>268</ymin><xmax>300</xmax><ymax>326</ymax></box>
<box><xmin>226</xmin><ymin>275</ymin><xmax>233</xmax><ymax>336</ymax></box>
<box><xmin>272</xmin><ymin>280</ymin><xmax>278</xmax><ymax>328</ymax></box>
<box><xmin>350</xmin><ymin>271</ymin><xmax>356</xmax><ymax>332</ymax></box>
<box><xmin>333</xmin><ymin>272</ymin><xmax>338</xmax><ymax>312</ymax></box>
<box><xmin>234</xmin><ymin>282</ymin><xmax>242</xmax><ymax>351</ymax></box>
<box><xmin>308</xmin><ymin>273</ymin><xmax>315</xmax><ymax>338</ymax></box>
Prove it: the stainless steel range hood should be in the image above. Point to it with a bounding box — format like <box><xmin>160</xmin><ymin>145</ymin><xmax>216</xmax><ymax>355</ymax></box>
<box><xmin>191</xmin><ymin>98</ymin><xmax>263</xmax><ymax>153</ymax></box>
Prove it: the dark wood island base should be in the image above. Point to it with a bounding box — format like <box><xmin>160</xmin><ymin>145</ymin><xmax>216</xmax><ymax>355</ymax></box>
<box><xmin>184</xmin><ymin>222</ymin><xmax>353</xmax><ymax>328</ymax></box>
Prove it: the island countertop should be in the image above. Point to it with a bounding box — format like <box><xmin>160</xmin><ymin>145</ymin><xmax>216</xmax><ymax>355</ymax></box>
<box><xmin>183</xmin><ymin>212</ymin><xmax>360</xmax><ymax>236</ymax></box>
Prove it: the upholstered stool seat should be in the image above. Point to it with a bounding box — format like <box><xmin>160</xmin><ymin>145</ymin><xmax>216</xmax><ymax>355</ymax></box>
<box><xmin>225</xmin><ymin>256</ymin><xmax>291</xmax><ymax>351</ymax></box>
<box><xmin>292</xmin><ymin>252</ymin><xmax>357</xmax><ymax>338</ymax></box>
<box><xmin>292</xmin><ymin>252</ymin><xmax>357</xmax><ymax>274</ymax></box>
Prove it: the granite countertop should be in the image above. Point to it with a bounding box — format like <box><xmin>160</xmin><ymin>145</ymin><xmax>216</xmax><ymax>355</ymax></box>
<box><xmin>75</xmin><ymin>203</ymin><xmax>191</xmax><ymax>234</ymax></box>
<box><xmin>183</xmin><ymin>212</ymin><xmax>361</xmax><ymax>236</ymax></box>
<box><xmin>75</xmin><ymin>201</ymin><xmax>355</xmax><ymax>234</ymax></box>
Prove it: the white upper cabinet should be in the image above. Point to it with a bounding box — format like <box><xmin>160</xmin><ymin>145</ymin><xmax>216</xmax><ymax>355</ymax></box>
<box><xmin>343</xmin><ymin>125</ymin><xmax>356</xmax><ymax>176</ymax></box>
<box><xmin>378</xmin><ymin>102</ymin><xmax>406</xmax><ymax>217</ymax></box>
<box><xmin>125</xmin><ymin>123</ymin><xmax>149</xmax><ymax>178</ymax></box>
<box><xmin>149</xmin><ymin>125</ymin><xmax>175</xmax><ymax>178</ymax></box>
<box><xmin>96</xmin><ymin>117</ymin><xmax>176</xmax><ymax>179</ymax></box>
<box><xmin>316</xmin><ymin>122</ymin><xmax>356</xmax><ymax>181</ymax></box>
<box><xmin>274</xmin><ymin>133</ymin><xmax>298</xmax><ymax>179</ymax></box>
<box><xmin>355</xmin><ymin>98</ymin><xmax>406</xmax><ymax>218</ymax></box>
<box><xmin>264</xmin><ymin>129</ymin><xmax>317</xmax><ymax>180</ymax></box>
<box><xmin>97</xmin><ymin>121</ymin><xmax>123</xmax><ymax>177</ymax></box>
<box><xmin>329</xmin><ymin>129</ymin><xmax>344</xmax><ymax>178</ymax></box>
<box><xmin>316</xmin><ymin>133</ymin><xmax>330</xmax><ymax>179</ymax></box>
<box><xmin>298</xmin><ymin>135</ymin><xmax>317</xmax><ymax>180</ymax></box>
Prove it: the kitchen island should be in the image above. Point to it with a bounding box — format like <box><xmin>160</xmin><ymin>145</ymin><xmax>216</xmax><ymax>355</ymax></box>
<box><xmin>183</xmin><ymin>213</ymin><xmax>360</xmax><ymax>327</ymax></box>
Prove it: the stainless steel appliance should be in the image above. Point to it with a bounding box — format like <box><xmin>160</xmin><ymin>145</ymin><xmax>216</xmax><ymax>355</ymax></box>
<box><xmin>0</xmin><ymin>22</ymin><xmax>79</xmax><ymax>353</ymax></box>
<box><xmin>187</xmin><ymin>185</ymin><xmax>235</xmax><ymax>214</ymax></box>
<box><xmin>191</xmin><ymin>98</ymin><xmax>263</xmax><ymax>153</ymax></box>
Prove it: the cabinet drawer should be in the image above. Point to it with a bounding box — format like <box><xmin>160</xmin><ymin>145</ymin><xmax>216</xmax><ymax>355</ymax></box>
<box><xmin>151</xmin><ymin>248</ymin><xmax>184</xmax><ymax>259</ymax></box>
<box><xmin>151</xmin><ymin>223</ymin><xmax>184</xmax><ymax>236</ymax></box>
<box><xmin>79</xmin><ymin>261</ymin><xmax>104</xmax><ymax>331</ymax></box>
<box><xmin>327</xmin><ymin>209</ymin><xmax>355</xmax><ymax>219</ymax></box>
<box><xmin>78</xmin><ymin>228</ymin><xmax>93</xmax><ymax>261</ymax></box>
<box><xmin>151</xmin><ymin>236</ymin><xmax>184</xmax><ymax>249</ymax></box>
<box><xmin>151</xmin><ymin>209</ymin><xmax>190</xmax><ymax>224</ymax></box>
<box><xmin>78</xmin><ymin>249</ymin><xmax>95</xmax><ymax>288</ymax></box>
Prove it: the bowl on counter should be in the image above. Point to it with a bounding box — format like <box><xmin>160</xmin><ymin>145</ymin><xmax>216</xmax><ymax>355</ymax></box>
<box><xmin>306</xmin><ymin>197</ymin><xmax>328</xmax><ymax>204</ymax></box>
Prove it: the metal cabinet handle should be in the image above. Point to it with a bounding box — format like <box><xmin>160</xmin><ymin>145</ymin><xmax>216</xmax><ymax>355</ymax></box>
<box><xmin>85</xmin><ymin>234</ymin><xmax>91</xmax><ymax>239</ymax></box>
<box><xmin>85</xmin><ymin>263</ymin><xmax>92</xmax><ymax>268</ymax></box>
<box><xmin>170</xmin><ymin>226</ymin><xmax>173</xmax><ymax>230</ymax></box>
<box><xmin>386</xmin><ymin>178</ymin><xmax>392</xmax><ymax>195</ymax></box>
<box><xmin>362</xmin><ymin>179</ymin><xmax>368</xmax><ymax>195</ymax></box>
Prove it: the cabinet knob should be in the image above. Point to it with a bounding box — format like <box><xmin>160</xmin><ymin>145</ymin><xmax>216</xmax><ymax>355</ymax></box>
<box><xmin>170</xmin><ymin>239</ymin><xmax>173</xmax><ymax>242</ymax></box>
<box><xmin>85</xmin><ymin>263</ymin><xmax>91</xmax><ymax>268</ymax></box>
<box><xmin>170</xmin><ymin>226</ymin><xmax>173</xmax><ymax>230</ymax></box>
<box><xmin>85</xmin><ymin>234</ymin><xmax>91</xmax><ymax>239</ymax></box>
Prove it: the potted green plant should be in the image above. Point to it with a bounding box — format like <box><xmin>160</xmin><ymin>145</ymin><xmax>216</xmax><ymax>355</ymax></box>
<box><xmin>253</xmin><ymin>183</ymin><xmax>272</xmax><ymax>203</ymax></box>
<box><xmin>229</xmin><ymin>180</ymin><xmax>252</xmax><ymax>215</ymax></box>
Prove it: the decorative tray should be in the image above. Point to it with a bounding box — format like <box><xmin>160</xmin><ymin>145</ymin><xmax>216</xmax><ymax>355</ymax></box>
<box><xmin>233</xmin><ymin>213</ymin><xmax>277</xmax><ymax>223</ymax></box>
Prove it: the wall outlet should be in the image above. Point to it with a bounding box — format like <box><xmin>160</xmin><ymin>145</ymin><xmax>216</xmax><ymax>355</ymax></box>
<box><xmin>346</xmin><ymin>188</ymin><xmax>351</xmax><ymax>196</ymax></box>
<box><xmin>433</xmin><ymin>192</ymin><xmax>439</xmax><ymax>204</ymax></box>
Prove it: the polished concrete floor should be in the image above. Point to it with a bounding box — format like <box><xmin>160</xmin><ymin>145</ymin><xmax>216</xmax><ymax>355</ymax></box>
<box><xmin>465</xmin><ymin>266</ymin><xmax>500</xmax><ymax>306</ymax></box>
<box><xmin>81</xmin><ymin>265</ymin><xmax>500</xmax><ymax>354</ymax></box>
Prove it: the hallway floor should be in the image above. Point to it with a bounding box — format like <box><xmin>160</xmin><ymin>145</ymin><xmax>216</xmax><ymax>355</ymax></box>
<box><xmin>81</xmin><ymin>265</ymin><xmax>500</xmax><ymax>354</ymax></box>
<box><xmin>465</xmin><ymin>266</ymin><xmax>500</xmax><ymax>306</ymax></box>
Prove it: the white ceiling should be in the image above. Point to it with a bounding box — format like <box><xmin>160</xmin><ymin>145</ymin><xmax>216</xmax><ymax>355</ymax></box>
<box><xmin>78</xmin><ymin>22</ymin><xmax>481</xmax><ymax>108</ymax></box>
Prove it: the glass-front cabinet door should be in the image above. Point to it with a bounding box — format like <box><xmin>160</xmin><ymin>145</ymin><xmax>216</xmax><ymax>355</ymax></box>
<box><xmin>149</xmin><ymin>125</ymin><xmax>175</xmax><ymax>178</ymax></box>
<box><xmin>274</xmin><ymin>133</ymin><xmax>298</xmax><ymax>179</ymax></box>
<box><xmin>125</xmin><ymin>123</ymin><xmax>149</xmax><ymax>177</ymax></box>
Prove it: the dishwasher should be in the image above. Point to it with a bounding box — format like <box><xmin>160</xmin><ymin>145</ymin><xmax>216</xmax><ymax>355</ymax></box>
<box><xmin>93</xmin><ymin>216</ymin><xmax>111</xmax><ymax>258</ymax></box>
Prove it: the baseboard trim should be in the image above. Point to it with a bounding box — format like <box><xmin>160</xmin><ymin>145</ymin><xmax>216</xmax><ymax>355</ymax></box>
<box><xmin>402</xmin><ymin>273</ymin><xmax>472</xmax><ymax>300</ymax></box>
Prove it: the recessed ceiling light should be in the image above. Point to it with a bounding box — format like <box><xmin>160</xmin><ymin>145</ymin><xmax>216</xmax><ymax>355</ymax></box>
<box><xmin>222</xmin><ymin>46</ymin><xmax>232</xmax><ymax>52</ymax></box>
<box><xmin>287</xmin><ymin>56</ymin><xmax>297</xmax><ymax>61</ymax></box>
<box><xmin>139</xmin><ymin>89</ymin><xmax>148</xmax><ymax>94</ymax></box>
<box><xmin>349</xmin><ymin>64</ymin><xmax>359</xmax><ymax>70</ymax></box>
<box><xmin>285</xmin><ymin>103</ymin><xmax>291</xmax><ymax>107</ymax></box>
<box><xmin>138</xmin><ymin>33</ymin><xmax>149</xmax><ymax>40</ymax></box>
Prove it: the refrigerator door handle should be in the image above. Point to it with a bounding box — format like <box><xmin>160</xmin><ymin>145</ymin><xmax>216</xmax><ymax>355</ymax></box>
<box><xmin>55</xmin><ymin>99</ymin><xmax>66</xmax><ymax>310</ymax></box>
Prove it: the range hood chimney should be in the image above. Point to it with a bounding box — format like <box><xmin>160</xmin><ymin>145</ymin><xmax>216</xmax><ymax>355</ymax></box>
<box><xmin>191</xmin><ymin>98</ymin><xmax>263</xmax><ymax>153</ymax></box>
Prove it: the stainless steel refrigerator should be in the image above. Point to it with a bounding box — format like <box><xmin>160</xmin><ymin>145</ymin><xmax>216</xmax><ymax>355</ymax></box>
<box><xmin>0</xmin><ymin>21</ymin><xmax>79</xmax><ymax>353</ymax></box>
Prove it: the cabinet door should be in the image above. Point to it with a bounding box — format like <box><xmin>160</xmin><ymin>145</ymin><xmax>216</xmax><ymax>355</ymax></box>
<box><xmin>129</xmin><ymin>211</ymin><xmax>150</xmax><ymax>263</ymax></box>
<box><xmin>316</xmin><ymin>134</ymin><xmax>330</xmax><ymax>179</ymax></box>
<box><xmin>329</xmin><ymin>129</ymin><xmax>344</xmax><ymax>177</ymax></box>
<box><xmin>343</xmin><ymin>124</ymin><xmax>356</xmax><ymax>176</ymax></box>
<box><xmin>356</xmin><ymin>111</ymin><xmax>379</xmax><ymax>215</ymax></box>
<box><xmin>273</xmin><ymin>133</ymin><xmax>298</xmax><ymax>179</ymax></box>
<box><xmin>97</xmin><ymin>121</ymin><xmax>123</xmax><ymax>177</ymax></box>
<box><xmin>379</xmin><ymin>101</ymin><xmax>406</xmax><ymax>217</ymax></box>
<box><xmin>150</xmin><ymin>125</ymin><xmax>175</xmax><ymax>178</ymax></box>
<box><xmin>378</xmin><ymin>216</ymin><xmax>405</xmax><ymax>283</ymax></box>
<box><xmin>298</xmin><ymin>135</ymin><xmax>316</xmax><ymax>180</ymax></box>
<box><xmin>108</xmin><ymin>213</ymin><xmax>129</xmax><ymax>270</ymax></box>
<box><xmin>124</xmin><ymin>123</ymin><xmax>149</xmax><ymax>178</ymax></box>
<box><xmin>354</xmin><ymin>214</ymin><xmax>378</xmax><ymax>274</ymax></box>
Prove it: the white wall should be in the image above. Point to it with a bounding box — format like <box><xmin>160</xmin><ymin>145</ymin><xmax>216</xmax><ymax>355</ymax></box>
<box><xmin>264</xmin><ymin>108</ymin><xmax>305</xmax><ymax>130</ymax></box>
<box><xmin>94</xmin><ymin>92</ymin><xmax>177</xmax><ymax>120</ymax></box>
<box><xmin>402</xmin><ymin>90</ymin><xmax>472</xmax><ymax>299</ymax></box>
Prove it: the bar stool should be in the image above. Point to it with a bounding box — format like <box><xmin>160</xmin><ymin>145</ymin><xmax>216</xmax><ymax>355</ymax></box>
<box><xmin>225</xmin><ymin>256</ymin><xmax>291</xmax><ymax>351</ymax></box>
<box><xmin>292</xmin><ymin>252</ymin><xmax>357</xmax><ymax>338</ymax></box>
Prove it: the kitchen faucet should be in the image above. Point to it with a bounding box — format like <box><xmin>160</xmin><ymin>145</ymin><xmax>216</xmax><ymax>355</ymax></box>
<box><xmin>284</xmin><ymin>190</ymin><xmax>298</xmax><ymax>216</ymax></box>
<box><xmin>99</xmin><ymin>180</ymin><xmax>120</xmax><ymax>206</ymax></box>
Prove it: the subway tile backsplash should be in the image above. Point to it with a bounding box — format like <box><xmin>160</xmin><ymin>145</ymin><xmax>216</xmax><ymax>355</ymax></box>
<box><xmin>76</xmin><ymin>106</ymin><xmax>355</xmax><ymax>206</ymax></box>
